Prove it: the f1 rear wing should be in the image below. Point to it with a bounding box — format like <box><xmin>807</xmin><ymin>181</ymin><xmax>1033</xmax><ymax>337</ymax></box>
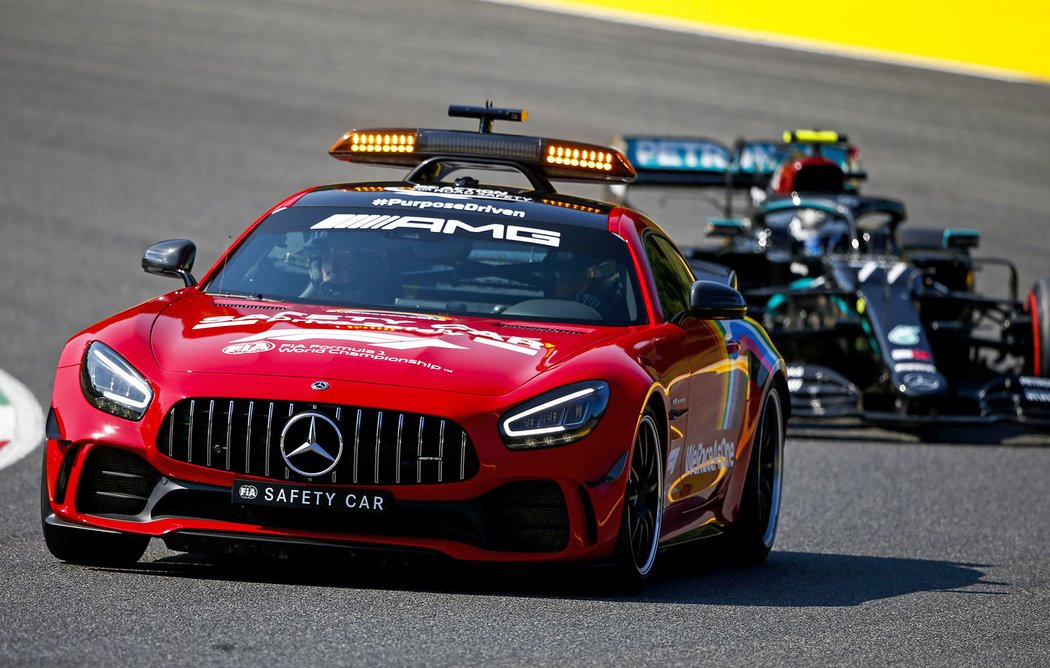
<box><xmin>615</xmin><ymin>135</ymin><xmax>791</xmax><ymax>188</ymax></box>
<box><xmin>617</xmin><ymin>136</ymin><xmax>732</xmax><ymax>187</ymax></box>
<box><xmin>615</xmin><ymin>130</ymin><xmax>864</xmax><ymax>191</ymax></box>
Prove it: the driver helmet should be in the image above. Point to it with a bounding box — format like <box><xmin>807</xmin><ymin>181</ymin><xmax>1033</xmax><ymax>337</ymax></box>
<box><xmin>788</xmin><ymin>208</ymin><xmax>829</xmax><ymax>256</ymax></box>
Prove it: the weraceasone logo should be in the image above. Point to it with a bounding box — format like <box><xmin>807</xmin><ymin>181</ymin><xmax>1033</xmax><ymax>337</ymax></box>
<box><xmin>311</xmin><ymin>214</ymin><xmax>561</xmax><ymax>248</ymax></box>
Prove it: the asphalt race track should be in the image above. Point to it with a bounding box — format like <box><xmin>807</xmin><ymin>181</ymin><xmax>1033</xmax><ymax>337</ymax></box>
<box><xmin>1</xmin><ymin>1</ymin><xmax>1049</xmax><ymax>665</ymax></box>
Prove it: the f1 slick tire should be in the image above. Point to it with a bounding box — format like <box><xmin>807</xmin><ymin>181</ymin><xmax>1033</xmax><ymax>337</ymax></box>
<box><xmin>1028</xmin><ymin>276</ymin><xmax>1050</xmax><ymax>377</ymax></box>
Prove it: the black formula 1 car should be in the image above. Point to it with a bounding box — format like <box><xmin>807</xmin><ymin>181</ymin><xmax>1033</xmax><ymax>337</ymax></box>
<box><xmin>610</xmin><ymin>131</ymin><xmax>1050</xmax><ymax>432</ymax></box>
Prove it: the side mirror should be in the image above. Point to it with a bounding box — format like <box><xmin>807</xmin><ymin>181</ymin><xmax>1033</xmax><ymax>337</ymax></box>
<box><xmin>142</xmin><ymin>239</ymin><xmax>197</xmax><ymax>287</ymax></box>
<box><xmin>686</xmin><ymin>280</ymin><xmax>747</xmax><ymax>320</ymax></box>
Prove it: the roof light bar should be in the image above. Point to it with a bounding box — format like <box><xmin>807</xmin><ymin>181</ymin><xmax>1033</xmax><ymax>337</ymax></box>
<box><xmin>329</xmin><ymin>105</ymin><xmax>635</xmax><ymax>183</ymax></box>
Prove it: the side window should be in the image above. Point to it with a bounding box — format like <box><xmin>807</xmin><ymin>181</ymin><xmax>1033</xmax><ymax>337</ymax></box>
<box><xmin>643</xmin><ymin>234</ymin><xmax>694</xmax><ymax>320</ymax></box>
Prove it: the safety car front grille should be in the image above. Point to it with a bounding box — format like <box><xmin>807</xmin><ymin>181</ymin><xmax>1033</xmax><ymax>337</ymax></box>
<box><xmin>157</xmin><ymin>399</ymin><xmax>479</xmax><ymax>485</ymax></box>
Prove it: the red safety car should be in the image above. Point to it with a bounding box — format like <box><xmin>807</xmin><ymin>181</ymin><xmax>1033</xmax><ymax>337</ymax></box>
<box><xmin>41</xmin><ymin>105</ymin><xmax>788</xmax><ymax>582</ymax></box>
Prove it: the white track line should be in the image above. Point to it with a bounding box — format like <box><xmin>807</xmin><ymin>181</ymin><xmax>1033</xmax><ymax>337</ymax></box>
<box><xmin>0</xmin><ymin>369</ymin><xmax>44</xmax><ymax>472</ymax></box>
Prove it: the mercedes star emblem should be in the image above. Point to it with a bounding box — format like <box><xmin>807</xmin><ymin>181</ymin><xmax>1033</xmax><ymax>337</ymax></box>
<box><xmin>312</xmin><ymin>380</ymin><xmax>330</xmax><ymax>391</ymax></box>
<box><xmin>279</xmin><ymin>412</ymin><xmax>344</xmax><ymax>477</ymax></box>
<box><xmin>903</xmin><ymin>373</ymin><xmax>941</xmax><ymax>392</ymax></box>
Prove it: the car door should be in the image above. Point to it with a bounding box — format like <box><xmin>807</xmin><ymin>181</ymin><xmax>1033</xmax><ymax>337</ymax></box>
<box><xmin>641</xmin><ymin>233</ymin><xmax>734</xmax><ymax>537</ymax></box>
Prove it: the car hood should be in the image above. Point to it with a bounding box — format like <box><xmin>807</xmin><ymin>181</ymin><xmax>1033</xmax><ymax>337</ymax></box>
<box><xmin>150</xmin><ymin>294</ymin><xmax>615</xmax><ymax>396</ymax></box>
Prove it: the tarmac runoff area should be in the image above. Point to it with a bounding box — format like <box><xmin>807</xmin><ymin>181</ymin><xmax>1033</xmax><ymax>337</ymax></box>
<box><xmin>476</xmin><ymin>0</ymin><xmax>1050</xmax><ymax>84</ymax></box>
<box><xmin>0</xmin><ymin>369</ymin><xmax>44</xmax><ymax>472</ymax></box>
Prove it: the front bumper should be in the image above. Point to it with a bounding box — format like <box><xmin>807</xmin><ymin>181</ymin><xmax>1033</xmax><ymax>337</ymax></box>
<box><xmin>43</xmin><ymin>368</ymin><xmax>633</xmax><ymax>563</ymax></box>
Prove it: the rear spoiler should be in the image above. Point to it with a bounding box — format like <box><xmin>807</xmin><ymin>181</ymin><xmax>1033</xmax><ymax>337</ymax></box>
<box><xmin>614</xmin><ymin>135</ymin><xmax>789</xmax><ymax>189</ymax></box>
<box><xmin>615</xmin><ymin>133</ymin><xmax>865</xmax><ymax>190</ymax></box>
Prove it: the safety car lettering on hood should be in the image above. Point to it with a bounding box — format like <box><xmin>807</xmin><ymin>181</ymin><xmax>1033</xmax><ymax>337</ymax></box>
<box><xmin>311</xmin><ymin>214</ymin><xmax>560</xmax><ymax>248</ymax></box>
<box><xmin>269</xmin><ymin>343</ymin><xmax>452</xmax><ymax>373</ymax></box>
<box><xmin>195</xmin><ymin>310</ymin><xmax>421</xmax><ymax>330</ymax></box>
<box><xmin>231</xmin><ymin>329</ymin><xmax>467</xmax><ymax>351</ymax></box>
<box><xmin>194</xmin><ymin>310</ymin><xmax>552</xmax><ymax>357</ymax></box>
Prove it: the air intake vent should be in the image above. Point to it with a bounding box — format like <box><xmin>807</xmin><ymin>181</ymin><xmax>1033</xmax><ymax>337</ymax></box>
<box><xmin>486</xmin><ymin>482</ymin><xmax>569</xmax><ymax>551</ymax></box>
<box><xmin>212</xmin><ymin>302</ymin><xmax>290</xmax><ymax>310</ymax></box>
<box><xmin>498</xmin><ymin>323</ymin><xmax>584</xmax><ymax>334</ymax></box>
<box><xmin>77</xmin><ymin>447</ymin><xmax>158</xmax><ymax>516</ymax></box>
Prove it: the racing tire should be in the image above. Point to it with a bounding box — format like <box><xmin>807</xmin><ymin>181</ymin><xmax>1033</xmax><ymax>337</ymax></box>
<box><xmin>612</xmin><ymin>408</ymin><xmax>663</xmax><ymax>583</ymax></box>
<box><xmin>723</xmin><ymin>387</ymin><xmax>785</xmax><ymax>565</ymax></box>
<box><xmin>40</xmin><ymin>451</ymin><xmax>149</xmax><ymax>566</ymax></box>
<box><xmin>1028</xmin><ymin>276</ymin><xmax>1050</xmax><ymax>377</ymax></box>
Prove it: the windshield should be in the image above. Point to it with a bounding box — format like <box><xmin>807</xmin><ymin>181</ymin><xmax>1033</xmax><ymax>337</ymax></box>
<box><xmin>205</xmin><ymin>206</ymin><xmax>645</xmax><ymax>325</ymax></box>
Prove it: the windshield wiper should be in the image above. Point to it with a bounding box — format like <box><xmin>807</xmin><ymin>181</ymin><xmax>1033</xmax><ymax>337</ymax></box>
<box><xmin>207</xmin><ymin>290</ymin><xmax>285</xmax><ymax>303</ymax></box>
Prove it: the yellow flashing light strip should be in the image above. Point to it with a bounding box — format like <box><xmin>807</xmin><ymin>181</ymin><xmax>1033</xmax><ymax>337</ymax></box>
<box><xmin>348</xmin><ymin>133</ymin><xmax>416</xmax><ymax>153</ymax></box>
<box><xmin>546</xmin><ymin>144</ymin><xmax>615</xmax><ymax>171</ymax></box>
<box><xmin>539</xmin><ymin>199</ymin><xmax>603</xmax><ymax>213</ymax></box>
<box><xmin>472</xmin><ymin>0</ymin><xmax>1050</xmax><ymax>85</ymax></box>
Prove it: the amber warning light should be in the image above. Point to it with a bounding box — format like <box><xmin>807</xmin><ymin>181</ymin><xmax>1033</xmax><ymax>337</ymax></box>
<box><xmin>329</xmin><ymin>105</ymin><xmax>635</xmax><ymax>184</ymax></box>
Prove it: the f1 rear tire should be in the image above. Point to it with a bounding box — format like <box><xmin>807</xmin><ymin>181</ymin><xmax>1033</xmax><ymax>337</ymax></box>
<box><xmin>1028</xmin><ymin>276</ymin><xmax>1050</xmax><ymax>377</ymax></box>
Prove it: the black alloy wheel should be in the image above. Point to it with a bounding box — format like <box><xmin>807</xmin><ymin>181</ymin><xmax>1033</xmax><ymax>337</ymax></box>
<box><xmin>726</xmin><ymin>388</ymin><xmax>784</xmax><ymax>564</ymax></box>
<box><xmin>614</xmin><ymin>409</ymin><xmax>663</xmax><ymax>581</ymax></box>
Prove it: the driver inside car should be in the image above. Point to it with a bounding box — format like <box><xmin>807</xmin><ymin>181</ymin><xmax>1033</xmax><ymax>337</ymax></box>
<box><xmin>300</xmin><ymin>232</ymin><xmax>398</xmax><ymax>305</ymax></box>
<box><xmin>550</xmin><ymin>253</ymin><xmax>626</xmax><ymax>320</ymax></box>
<box><xmin>788</xmin><ymin>208</ymin><xmax>850</xmax><ymax>256</ymax></box>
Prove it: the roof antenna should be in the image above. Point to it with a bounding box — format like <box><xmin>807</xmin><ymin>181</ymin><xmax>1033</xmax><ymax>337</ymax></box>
<box><xmin>482</xmin><ymin>100</ymin><xmax>494</xmax><ymax>133</ymax></box>
<box><xmin>448</xmin><ymin>103</ymin><xmax>527</xmax><ymax>134</ymax></box>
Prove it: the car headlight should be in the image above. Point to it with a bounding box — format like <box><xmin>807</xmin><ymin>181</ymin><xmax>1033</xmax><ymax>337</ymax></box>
<box><xmin>80</xmin><ymin>341</ymin><xmax>154</xmax><ymax>421</ymax></box>
<box><xmin>500</xmin><ymin>381</ymin><xmax>609</xmax><ymax>450</ymax></box>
